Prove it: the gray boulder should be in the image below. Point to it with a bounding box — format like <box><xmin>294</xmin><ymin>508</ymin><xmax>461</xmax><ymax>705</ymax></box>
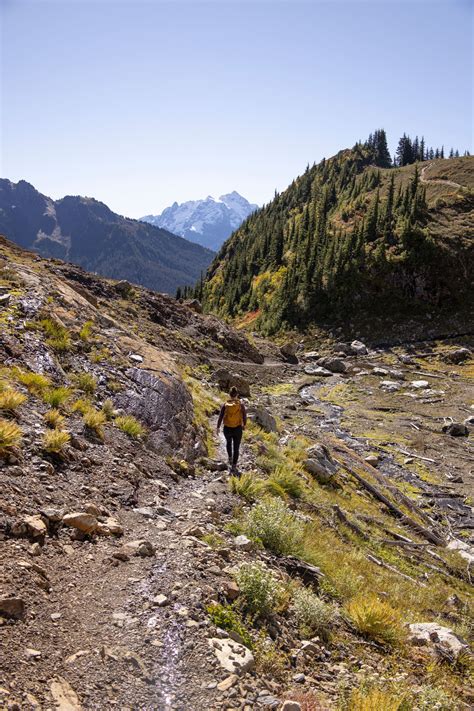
<box><xmin>316</xmin><ymin>357</ymin><xmax>347</xmax><ymax>374</ymax></box>
<box><xmin>208</xmin><ymin>637</ymin><xmax>255</xmax><ymax>674</ymax></box>
<box><xmin>280</xmin><ymin>341</ymin><xmax>298</xmax><ymax>363</ymax></box>
<box><xmin>350</xmin><ymin>339</ymin><xmax>368</xmax><ymax>355</ymax></box>
<box><xmin>184</xmin><ymin>298</ymin><xmax>202</xmax><ymax>314</ymax></box>
<box><xmin>214</xmin><ymin>368</ymin><xmax>250</xmax><ymax>397</ymax></box>
<box><xmin>249</xmin><ymin>405</ymin><xmax>277</xmax><ymax>433</ymax></box>
<box><xmin>302</xmin><ymin>351</ymin><xmax>320</xmax><ymax>361</ymax></box>
<box><xmin>443</xmin><ymin>348</ymin><xmax>471</xmax><ymax>365</ymax></box>
<box><xmin>114</xmin><ymin>280</ymin><xmax>133</xmax><ymax>297</ymax></box>
<box><xmin>304</xmin><ymin>365</ymin><xmax>333</xmax><ymax>377</ymax></box>
<box><xmin>442</xmin><ymin>422</ymin><xmax>469</xmax><ymax>437</ymax></box>
<box><xmin>304</xmin><ymin>443</ymin><xmax>338</xmax><ymax>483</ymax></box>
<box><xmin>408</xmin><ymin>622</ymin><xmax>470</xmax><ymax>660</ymax></box>
<box><xmin>115</xmin><ymin>367</ymin><xmax>195</xmax><ymax>456</ymax></box>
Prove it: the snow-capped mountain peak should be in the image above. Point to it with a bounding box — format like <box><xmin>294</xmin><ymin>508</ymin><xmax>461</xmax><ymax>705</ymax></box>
<box><xmin>140</xmin><ymin>191</ymin><xmax>258</xmax><ymax>251</ymax></box>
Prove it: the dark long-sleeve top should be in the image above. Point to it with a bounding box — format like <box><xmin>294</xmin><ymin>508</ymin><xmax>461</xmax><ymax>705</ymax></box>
<box><xmin>217</xmin><ymin>399</ymin><xmax>247</xmax><ymax>429</ymax></box>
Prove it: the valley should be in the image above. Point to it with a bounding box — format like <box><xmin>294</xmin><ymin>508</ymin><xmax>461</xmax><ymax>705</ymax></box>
<box><xmin>0</xmin><ymin>236</ymin><xmax>472</xmax><ymax>710</ymax></box>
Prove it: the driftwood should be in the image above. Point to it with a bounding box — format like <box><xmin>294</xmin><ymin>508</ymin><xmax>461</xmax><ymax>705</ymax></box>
<box><xmin>397</xmin><ymin>449</ymin><xmax>436</xmax><ymax>463</ymax></box>
<box><xmin>366</xmin><ymin>553</ymin><xmax>426</xmax><ymax>587</ymax></box>
<box><xmin>332</xmin><ymin>438</ymin><xmax>440</xmax><ymax>530</ymax></box>
<box><xmin>332</xmin><ymin>505</ymin><xmax>369</xmax><ymax>539</ymax></box>
<box><xmin>379</xmin><ymin>539</ymin><xmax>430</xmax><ymax>548</ymax></box>
<box><xmin>335</xmin><ymin>458</ymin><xmax>444</xmax><ymax>546</ymax></box>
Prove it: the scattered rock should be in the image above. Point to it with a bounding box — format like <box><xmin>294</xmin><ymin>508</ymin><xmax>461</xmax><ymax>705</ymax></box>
<box><xmin>304</xmin><ymin>443</ymin><xmax>337</xmax><ymax>483</ymax></box>
<box><xmin>49</xmin><ymin>676</ymin><xmax>83</xmax><ymax>710</ymax></box>
<box><xmin>316</xmin><ymin>357</ymin><xmax>347</xmax><ymax>374</ymax></box>
<box><xmin>364</xmin><ymin>454</ymin><xmax>379</xmax><ymax>467</ymax></box>
<box><xmin>0</xmin><ymin>597</ymin><xmax>25</xmax><ymax>620</ymax></box>
<box><xmin>11</xmin><ymin>515</ymin><xmax>47</xmax><ymax>541</ymax></box>
<box><xmin>62</xmin><ymin>512</ymin><xmax>98</xmax><ymax>535</ymax></box>
<box><xmin>443</xmin><ymin>347</ymin><xmax>471</xmax><ymax>364</ymax></box>
<box><xmin>129</xmin><ymin>353</ymin><xmax>143</xmax><ymax>363</ymax></box>
<box><xmin>442</xmin><ymin>423</ymin><xmax>469</xmax><ymax>437</ymax></box>
<box><xmin>184</xmin><ymin>298</ymin><xmax>202</xmax><ymax>314</ymax></box>
<box><xmin>152</xmin><ymin>594</ymin><xmax>169</xmax><ymax>607</ymax></box>
<box><xmin>208</xmin><ymin>637</ymin><xmax>255</xmax><ymax>674</ymax></box>
<box><xmin>0</xmin><ymin>292</ymin><xmax>11</xmax><ymax>307</ymax></box>
<box><xmin>350</xmin><ymin>340</ymin><xmax>368</xmax><ymax>355</ymax></box>
<box><xmin>407</xmin><ymin>622</ymin><xmax>470</xmax><ymax>659</ymax></box>
<box><xmin>96</xmin><ymin>517</ymin><xmax>124</xmax><ymax>536</ymax></box>
<box><xmin>114</xmin><ymin>280</ymin><xmax>133</xmax><ymax>297</ymax></box>
<box><xmin>216</xmin><ymin>674</ymin><xmax>238</xmax><ymax>692</ymax></box>
<box><xmin>372</xmin><ymin>367</ymin><xmax>388</xmax><ymax>376</ymax></box>
<box><xmin>222</xmin><ymin>580</ymin><xmax>240</xmax><ymax>601</ymax></box>
<box><xmin>281</xmin><ymin>702</ymin><xmax>302</xmax><ymax>711</ymax></box>
<box><xmin>380</xmin><ymin>380</ymin><xmax>401</xmax><ymax>392</ymax></box>
<box><xmin>234</xmin><ymin>535</ymin><xmax>253</xmax><ymax>551</ymax></box>
<box><xmin>121</xmin><ymin>539</ymin><xmax>155</xmax><ymax>558</ymax></box>
<box><xmin>249</xmin><ymin>405</ymin><xmax>278</xmax><ymax>433</ymax></box>
<box><xmin>25</xmin><ymin>648</ymin><xmax>41</xmax><ymax>659</ymax></box>
<box><xmin>410</xmin><ymin>380</ymin><xmax>429</xmax><ymax>389</ymax></box>
<box><xmin>201</xmin><ymin>457</ymin><xmax>228</xmax><ymax>472</ymax></box>
<box><xmin>280</xmin><ymin>341</ymin><xmax>298</xmax><ymax>364</ymax></box>
<box><xmin>214</xmin><ymin>368</ymin><xmax>250</xmax><ymax>397</ymax></box>
<box><xmin>304</xmin><ymin>365</ymin><xmax>333</xmax><ymax>377</ymax></box>
<box><xmin>302</xmin><ymin>351</ymin><xmax>320</xmax><ymax>361</ymax></box>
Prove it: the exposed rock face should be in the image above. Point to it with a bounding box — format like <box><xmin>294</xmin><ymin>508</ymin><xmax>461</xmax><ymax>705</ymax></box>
<box><xmin>208</xmin><ymin>637</ymin><xmax>255</xmax><ymax>674</ymax></box>
<box><xmin>115</xmin><ymin>368</ymin><xmax>195</xmax><ymax>457</ymax></box>
<box><xmin>408</xmin><ymin>622</ymin><xmax>470</xmax><ymax>659</ymax></box>
<box><xmin>214</xmin><ymin>368</ymin><xmax>251</xmax><ymax>397</ymax></box>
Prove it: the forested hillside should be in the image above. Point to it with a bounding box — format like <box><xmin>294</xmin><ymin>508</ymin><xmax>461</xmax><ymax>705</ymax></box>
<box><xmin>201</xmin><ymin>132</ymin><xmax>473</xmax><ymax>335</ymax></box>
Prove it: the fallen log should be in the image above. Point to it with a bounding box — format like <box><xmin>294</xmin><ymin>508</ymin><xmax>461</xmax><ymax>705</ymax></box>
<box><xmin>332</xmin><ymin>505</ymin><xmax>369</xmax><ymax>539</ymax></box>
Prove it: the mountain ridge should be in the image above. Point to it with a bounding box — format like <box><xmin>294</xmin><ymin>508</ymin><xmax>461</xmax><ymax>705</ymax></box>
<box><xmin>0</xmin><ymin>178</ymin><xmax>214</xmax><ymax>294</ymax></box>
<box><xmin>201</xmin><ymin>136</ymin><xmax>473</xmax><ymax>336</ymax></box>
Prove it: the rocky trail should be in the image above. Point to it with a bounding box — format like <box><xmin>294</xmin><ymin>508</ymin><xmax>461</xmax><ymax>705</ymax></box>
<box><xmin>1</xmin><ymin>237</ymin><xmax>473</xmax><ymax>710</ymax></box>
<box><xmin>420</xmin><ymin>164</ymin><xmax>462</xmax><ymax>190</ymax></box>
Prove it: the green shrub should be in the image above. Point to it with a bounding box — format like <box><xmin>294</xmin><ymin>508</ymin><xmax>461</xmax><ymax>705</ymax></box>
<box><xmin>16</xmin><ymin>370</ymin><xmax>50</xmax><ymax>393</ymax></box>
<box><xmin>346</xmin><ymin>594</ymin><xmax>404</xmax><ymax>646</ymax></box>
<box><xmin>83</xmin><ymin>409</ymin><xmax>106</xmax><ymax>439</ymax></box>
<box><xmin>268</xmin><ymin>465</ymin><xmax>304</xmax><ymax>499</ymax></box>
<box><xmin>38</xmin><ymin>318</ymin><xmax>71</xmax><ymax>352</ymax></box>
<box><xmin>291</xmin><ymin>587</ymin><xmax>337</xmax><ymax>640</ymax></box>
<box><xmin>73</xmin><ymin>372</ymin><xmax>97</xmax><ymax>395</ymax></box>
<box><xmin>229</xmin><ymin>472</ymin><xmax>264</xmax><ymax>501</ymax></box>
<box><xmin>79</xmin><ymin>320</ymin><xmax>94</xmax><ymax>342</ymax></box>
<box><xmin>101</xmin><ymin>398</ymin><xmax>116</xmax><ymax>420</ymax></box>
<box><xmin>206</xmin><ymin>603</ymin><xmax>253</xmax><ymax>648</ymax></box>
<box><xmin>201</xmin><ymin>532</ymin><xmax>226</xmax><ymax>549</ymax></box>
<box><xmin>43</xmin><ymin>408</ymin><xmax>65</xmax><ymax>429</ymax></box>
<box><xmin>42</xmin><ymin>429</ymin><xmax>70</xmax><ymax>454</ymax></box>
<box><xmin>115</xmin><ymin>415</ymin><xmax>145</xmax><ymax>439</ymax></box>
<box><xmin>72</xmin><ymin>397</ymin><xmax>93</xmax><ymax>415</ymax></box>
<box><xmin>242</xmin><ymin>497</ymin><xmax>304</xmax><ymax>555</ymax></box>
<box><xmin>42</xmin><ymin>387</ymin><xmax>71</xmax><ymax>409</ymax></box>
<box><xmin>0</xmin><ymin>389</ymin><xmax>27</xmax><ymax>415</ymax></box>
<box><xmin>235</xmin><ymin>562</ymin><xmax>283</xmax><ymax>619</ymax></box>
<box><xmin>0</xmin><ymin>418</ymin><xmax>22</xmax><ymax>453</ymax></box>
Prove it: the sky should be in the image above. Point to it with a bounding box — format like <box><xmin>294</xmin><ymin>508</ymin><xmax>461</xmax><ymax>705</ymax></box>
<box><xmin>0</xmin><ymin>0</ymin><xmax>472</xmax><ymax>218</ymax></box>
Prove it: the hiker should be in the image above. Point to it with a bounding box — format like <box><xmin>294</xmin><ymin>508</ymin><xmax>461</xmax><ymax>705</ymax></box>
<box><xmin>216</xmin><ymin>386</ymin><xmax>247</xmax><ymax>473</ymax></box>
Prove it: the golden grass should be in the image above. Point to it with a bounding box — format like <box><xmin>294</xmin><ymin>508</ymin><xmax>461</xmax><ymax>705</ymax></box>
<box><xmin>0</xmin><ymin>418</ymin><xmax>22</xmax><ymax>453</ymax></box>
<box><xmin>42</xmin><ymin>429</ymin><xmax>70</xmax><ymax>454</ymax></box>
<box><xmin>0</xmin><ymin>389</ymin><xmax>27</xmax><ymax>415</ymax></box>
<box><xmin>114</xmin><ymin>415</ymin><xmax>145</xmax><ymax>439</ymax></box>
<box><xmin>43</xmin><ymin>409</ymin><xmax>65</xmax><ymax>429</ymax></box>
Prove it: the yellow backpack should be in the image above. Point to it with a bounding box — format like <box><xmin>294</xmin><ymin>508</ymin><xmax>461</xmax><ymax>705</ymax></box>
<box><xmin>223</xmin><ymin>399</ymin><xmax>242</xmax><ymax>427</ymax></box>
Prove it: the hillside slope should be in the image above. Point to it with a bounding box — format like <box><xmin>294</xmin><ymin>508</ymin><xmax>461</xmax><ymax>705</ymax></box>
<box><xmin>0</xmin><ymin>179</ymin><xmax>214</xmax><ymax>293</ymax></box>
<box><xmin>202</xmin><ymin>147</ymin><xmax>473</xmax><ymax>336</ymax></box>
<box><xmin>0</xmin><ymin>237</ymin><xmax>472</xmax><ymax>710</ymax></box>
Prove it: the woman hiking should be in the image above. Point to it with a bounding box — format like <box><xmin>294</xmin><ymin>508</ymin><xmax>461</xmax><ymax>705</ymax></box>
<box><xmin>216</xmin><ymin>386</ymin><xmax>247</xmax><ymax>473</ymax></box>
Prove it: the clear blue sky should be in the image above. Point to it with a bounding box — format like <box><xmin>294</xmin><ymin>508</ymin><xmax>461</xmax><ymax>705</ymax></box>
<box><xmin>1</xmin><ymin>0</ymin><xmax>472</xmax><ymax>218</ymax></box>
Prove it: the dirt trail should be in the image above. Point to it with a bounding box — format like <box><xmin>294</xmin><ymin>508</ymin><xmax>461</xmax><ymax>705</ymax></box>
<box><xmin>420</xmin><ymin>163</ymin><xmax>462</xmax><ymax>189</ymax></box>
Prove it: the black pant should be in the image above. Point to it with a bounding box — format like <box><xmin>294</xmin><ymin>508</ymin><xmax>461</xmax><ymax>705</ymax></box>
<box><xmin>223</xmin><ymin>425</ymin><xmax>243</xmax><ymax>466</ymax></box>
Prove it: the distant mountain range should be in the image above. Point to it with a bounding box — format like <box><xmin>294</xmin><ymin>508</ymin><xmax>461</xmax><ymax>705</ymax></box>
<box><xmin>0</xmin><ymin>179</ymin><xmax>214</xmax><ymax>294</ymax></box>
<box><xmin>141</xmin><ymin>191</ymin><xmax>258</xmax><ymax>251</ymax></box>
